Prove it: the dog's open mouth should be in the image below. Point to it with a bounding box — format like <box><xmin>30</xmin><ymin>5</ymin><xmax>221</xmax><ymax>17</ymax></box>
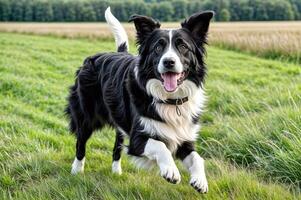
<box><xmin>160</xmin><ymin>71</ymin><xmax>187</xmax><ymax>92</ymax></box>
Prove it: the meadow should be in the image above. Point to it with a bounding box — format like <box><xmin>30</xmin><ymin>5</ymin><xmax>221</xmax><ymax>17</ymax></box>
<box><xmin>1</xmin><ymin>21</ymin><xmax>301</xmax><ymax>63</ymax></box>
<box><xmin>0</xmin><ymin>25</ymin><xmax>300</xmax><ymax>199</ymax></box>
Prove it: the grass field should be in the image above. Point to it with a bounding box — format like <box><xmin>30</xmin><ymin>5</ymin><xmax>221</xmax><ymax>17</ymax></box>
<box><xmin>0</xmin><ymin>32</ymin><xmax>300</xmax><ymax>199</ymax></box>
<box><xmin>1</xmin><ymin>21</ymin><xmax>300</xmax><ymax>63</ymax></box>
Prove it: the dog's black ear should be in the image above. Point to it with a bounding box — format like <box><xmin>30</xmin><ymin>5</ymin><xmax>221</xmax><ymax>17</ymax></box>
<box><xmin>181</xmin><ymin>11</ymin><xmax>214</xmax><ymax>44</ymax></box>
<box><xmin>129</xmin><ymin>15</ymin><xmax>161</xmax><ymax>44</ymax></box>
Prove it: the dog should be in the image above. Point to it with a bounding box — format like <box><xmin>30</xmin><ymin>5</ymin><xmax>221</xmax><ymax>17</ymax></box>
<box><xmin>66</xmin><ymin>7</ymin><xmax>214</xmax><ymax>193</ymax></box>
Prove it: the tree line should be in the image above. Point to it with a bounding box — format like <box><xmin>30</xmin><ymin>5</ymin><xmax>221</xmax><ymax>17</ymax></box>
<box><xmin>0</xmin><ymin>0</ymin><xmax>300</xmax><ymax>22</ymax></box>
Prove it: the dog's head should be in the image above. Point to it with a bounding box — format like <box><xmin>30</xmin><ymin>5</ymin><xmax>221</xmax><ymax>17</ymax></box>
<box><xmin>129</xmin><ymin>11</ymin><xmax>214</xmax><ymax>99</ymax></box>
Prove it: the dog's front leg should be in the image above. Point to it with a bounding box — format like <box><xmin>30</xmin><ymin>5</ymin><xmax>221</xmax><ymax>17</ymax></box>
<box><xmin>128</xmin><ymin>136</ymin><xmax>181</xmax><ymax>184</ymax></box>
<box><xmin>143</xmin><ymin>139</ymin><xmax>181</xmax><ymax>184</ymax></box>
<box><xmin>184</xmin><ymin>151</ymin><xmax>208</xmax><ymax>193</ymax></box>
<box><xmin>177</xmin><ymin>143</ymin><xmax>208</xmax><ymax>193</ymax></box>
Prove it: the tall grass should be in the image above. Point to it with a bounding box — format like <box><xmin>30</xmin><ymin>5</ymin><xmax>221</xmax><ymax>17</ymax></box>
<box><xmin>201</xmin><ymin>47</ymin><xmax>301</xmax><ymax>188</ymax></box>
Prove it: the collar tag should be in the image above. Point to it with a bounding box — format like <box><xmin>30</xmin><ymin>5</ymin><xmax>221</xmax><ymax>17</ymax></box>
<box><xmin>176</xmin><ymin>105</ymin><xmax>181</xmax><ymax>116</ymax></box>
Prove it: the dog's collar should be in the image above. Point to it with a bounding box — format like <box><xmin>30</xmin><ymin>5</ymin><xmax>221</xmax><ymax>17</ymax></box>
<box><xmin>157</xmin><ymin>97</ymin><xmax>189</xmax><ymax>105</ymax></box>
<box><xmin>157</xmin><ymin>97</ymin><xmax>189</xmax><ymax>116</ymax></box>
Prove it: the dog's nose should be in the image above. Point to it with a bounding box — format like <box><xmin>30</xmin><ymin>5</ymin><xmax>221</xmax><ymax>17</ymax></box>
<box><xmin>163</xmin><ymin>58</ymin><xmax>176</xmax><ymax>69</ymax></box>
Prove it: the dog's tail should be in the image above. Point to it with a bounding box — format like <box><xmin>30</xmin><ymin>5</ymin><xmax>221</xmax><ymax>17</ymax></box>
<box><xmin>105</xmin><ymin>7</ymin><xmax>129</xmax><ymax>53</ymax></box>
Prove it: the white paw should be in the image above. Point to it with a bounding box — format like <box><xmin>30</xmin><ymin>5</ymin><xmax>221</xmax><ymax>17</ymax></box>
<box><xmin>190</xmin><ymin>174</ymin><xmax>208</xmax><ymax>193</ymax></box>
<box><xmin>160</xmin><ymin>164</ymin><xmax>181</xmax><ymax>184</ymax></box>
<box><xmin>71</xmin><ymin>157</ymin><xmax>85</xmax><ymax>174</ymax></box>
<box><xmin>112</xmin><ymin>160</ymin><xmax>122</xmax><ymax>175</ymax></box>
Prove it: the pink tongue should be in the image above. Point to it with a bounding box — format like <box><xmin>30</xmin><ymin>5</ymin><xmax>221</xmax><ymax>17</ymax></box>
<box><xmin>162</xmin><ymin>73</ymin><xmax>178</xmax><ymax>92</ymax></box>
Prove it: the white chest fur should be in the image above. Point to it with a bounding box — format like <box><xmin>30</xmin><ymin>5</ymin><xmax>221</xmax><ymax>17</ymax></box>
<box><xmin>141</xmin><ymin>79</ymin><xmax>206</xmax><ymax>153</ymax></box>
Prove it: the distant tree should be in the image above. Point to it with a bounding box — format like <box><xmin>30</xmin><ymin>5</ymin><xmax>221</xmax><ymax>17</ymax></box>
<box><xmin>123</xmin><ymin>2</ymin><xmax>151</xmax><ymax>18</ymax></box>
<box><xmin>23</xmin><ymin>1</ymin><xmax>33</xmax><ymax>21</ymax></box>
<box><xmin>187</xmin><ymin>1</ymin><xmax>203</xmax><ymax>15</ymax></box>
<box><xmin>220</xmin><ymin>8</ymin><xmax>230</xmax><ymax>21</ymax></box>
<box><xmin>256</xmin><ymin>6</ymin><xmax>269</xmax><ymax>20</ymax></box>
<box><xmin>52</xmin><ymin>1</ymin><xmax>65</xmax><ymax>21</ymax></box>
<box><xmin>240</xmin><ymin>6</ymin><xmax>253</xmax><ymax>21</ymax></box>
<box><xmin>80</xmin><ymin>2</ymin><xmax>97</xmax><ymax>21</ymax></box>
<box><xmin>34</xmin><ymin>0</ymin><xmax>53</xmax><ymax>22</ymax></box>
<box><xmin>250</xmin><ymin>0</ymin><xmax>269</xmax><ymax>21</ymax></box>
<box><xmin>290</xmin><ymin>0</ymin><xmax>301</xmax><ymax>19</ymax></box>
<box><xmin>10</xmin><ymin>0</ymin><xmax>23</xmax><ymax>21</ymax></box>
<box><xmin>290</xmin><ymin>3</ymin><xmax>300</xmax><ymax>20</ymax></box>
<box><xmin>63</xmin><ymin>1</ymin><xmax>76</xmax><ymax>22</ymax></box>
<box><xmin>0</xmin><ymin>0</ymin><xmax>300</xmax><ymax>22</ymax></box>
<box><xmin>91</xmin><ymin>0</ymin><xmax>108</xmax><ymax>21</ymax></box>
<box><xmin>44</xmin><ymin>1</ymin><xmax>53</xmax><ymax>21</ymax></box>
<box><xmin>229</xmin><ymin>0</ymin><xmax>252</xmax><ymax>21</ymax></box>
<box><xmin>172</xmin><ymin>0</ymin><xmax>187</xmax><ymax>21</ymax></box>
<box><xmin>203</xmin><ymin>0</ymin><xmax>229</xmax><ymax>21</ymax></box>
<box><xmin>135</xmin><ymin>2</ymin><xmax>151</xmax><ymax>16</ymax></box>
<box><xmin>0</xmin><ymin>0</ymin><xmax>11</xmax><ymax>21</ymax></box>
<box><xmin>111</xmin><ymin>2</ymin><xmax>127</xmax><ymax>21</ymax></box>
<box><xmin>270</xmin><ymin>0</ymin><xmax>294</xmax><ymax>20</ymax></box>
<box><xmin>228</xmin><ymin>0</ymin><xmax>239</xmax><ymax>21</ymax></box>
<box><xmin>123</xmin><ymin>1</ymin><xmax>133</xmax><ymax>15</ymax></box>
<box><xmin>152</xmin><ymin>2</ymin><xmax>173</xmax><ymax>21</ymax></box>
<box><xmin>202</xmin><ymin>0</ymin><xmax>219</xmax><ymax>15</ymax></box>
<box><xmin>74</xmin><ymin>2</ymin><xmax>83</xmax><ymax>21</ymax></box>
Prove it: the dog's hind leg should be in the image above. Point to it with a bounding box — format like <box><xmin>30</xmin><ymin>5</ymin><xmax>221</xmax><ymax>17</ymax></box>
<box><xmin>112</xmin><ymin>129</ymin><xmax>125</xmax><ymax>175</ymax></box>
<box><xmin>71</xmin><ymin>123</ymin><xmax>93</xmax><ymax>174</ymax></box>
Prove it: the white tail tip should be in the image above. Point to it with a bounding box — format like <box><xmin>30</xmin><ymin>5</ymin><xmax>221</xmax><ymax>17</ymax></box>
<box><xmin>105</xmin><ymin>7</ymin><xmax>129</xmax><ymax>52</ymax></box>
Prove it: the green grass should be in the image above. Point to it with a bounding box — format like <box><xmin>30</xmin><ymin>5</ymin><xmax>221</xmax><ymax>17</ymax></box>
<box><xmin>0</xmin><ymin>32</ymin><xmax>300</xmax><ymax>199</ymax></box>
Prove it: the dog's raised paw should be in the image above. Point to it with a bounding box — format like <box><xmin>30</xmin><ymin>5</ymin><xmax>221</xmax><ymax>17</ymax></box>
<box><xmin>190</xmin><ymin>175</ymin><xmax>208</xmax><ymax>193</ymax></box>
<box><xmin>160</xmin><ymin>164</ymin><xmax>181</xmax><ymax>184</ymax></box>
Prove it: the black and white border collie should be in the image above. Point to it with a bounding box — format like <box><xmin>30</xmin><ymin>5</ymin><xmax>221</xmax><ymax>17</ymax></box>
<box><xmin>66</xmin><ymin>7</ymin><xmax>214</xmax><ymax>193</ymax></box>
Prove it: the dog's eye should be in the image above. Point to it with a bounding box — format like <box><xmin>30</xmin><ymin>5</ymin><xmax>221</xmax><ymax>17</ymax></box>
<box><xmin>178</xmin><ymin>44</ymin><xmax>188</xmax><ymax>53</ymax></box>
<box><xmin>155</xmin><ymin>45</ymin><xmax>163</xmax><ymax>54</ymax></box>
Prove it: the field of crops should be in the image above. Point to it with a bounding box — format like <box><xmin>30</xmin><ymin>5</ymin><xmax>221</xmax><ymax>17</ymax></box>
<box><xmin>210</xmin><ymin>22</ymin><xmax>301</xmax><ymax>63</ymax></box>
<box><xmin>1</xmin><ymin>21</ymin><xmax>301</xmax><ymax>63</ymax></box>
<box><xmin>0</xmin><ymin>29</ymin><xmax>300</xmax><ymax>199</ymax></box>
